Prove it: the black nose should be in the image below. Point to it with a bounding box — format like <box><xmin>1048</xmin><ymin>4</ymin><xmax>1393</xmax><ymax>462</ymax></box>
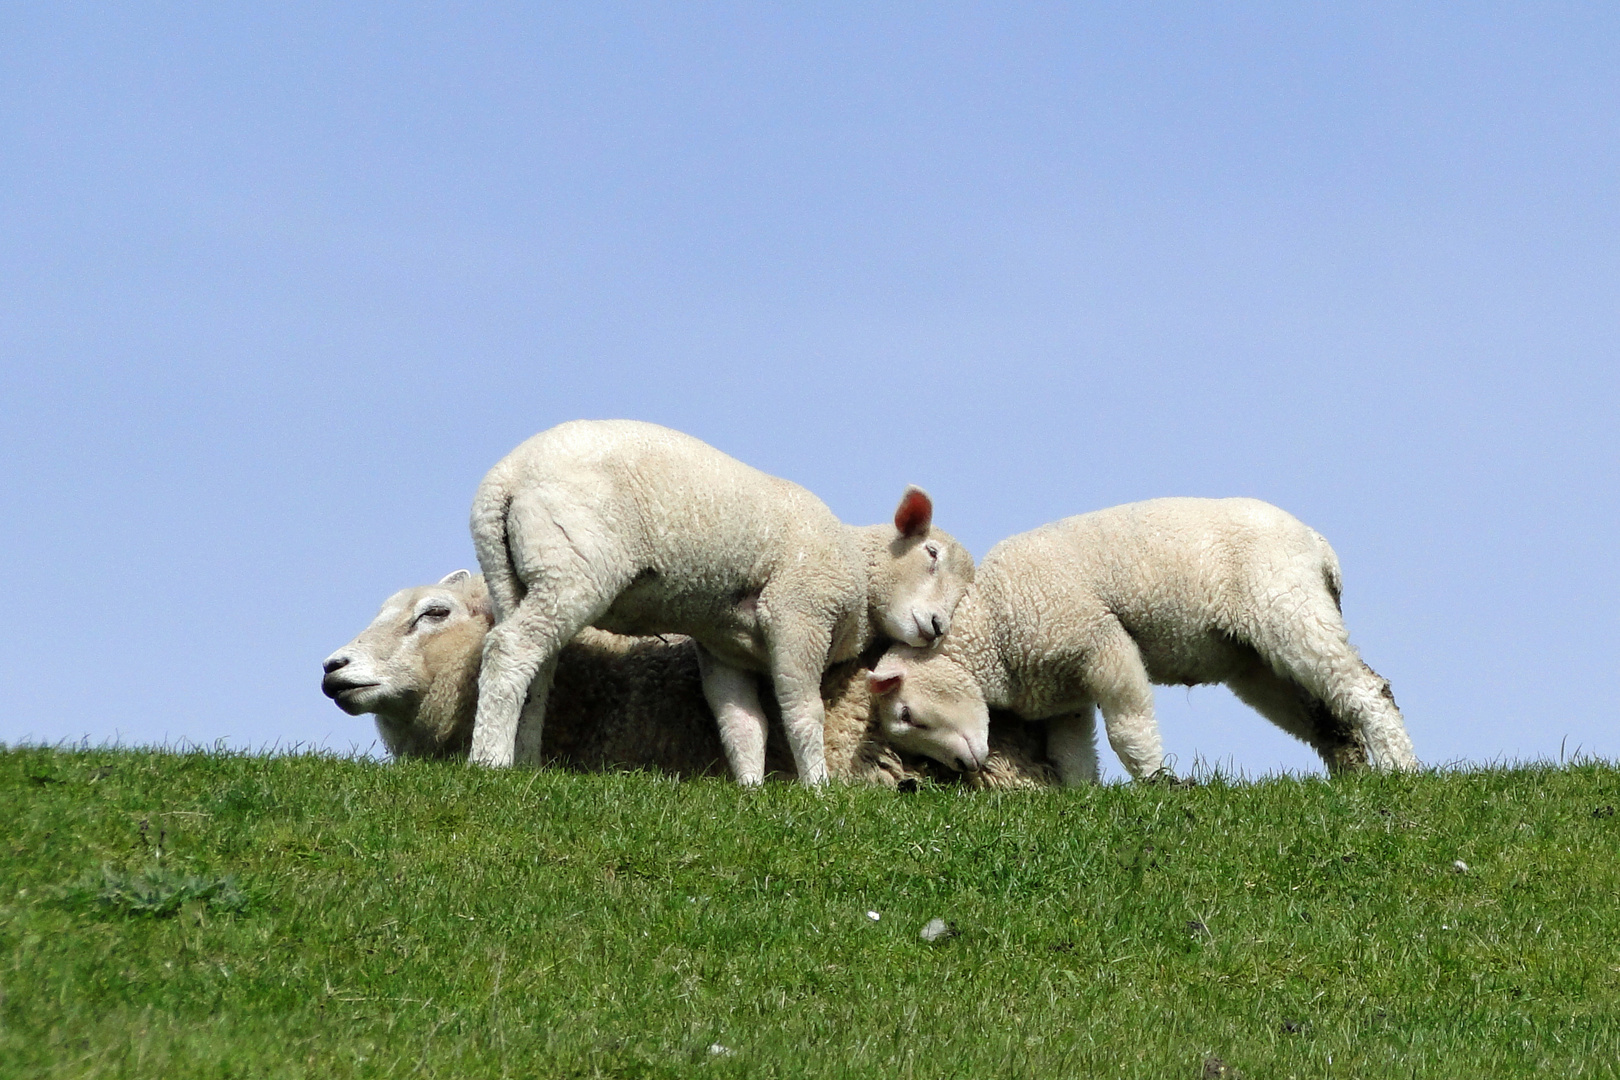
<box><xmin>931</xmin><ymin>614</ymin><xmax>944</xmax><ymax>638</ymax></box>
<box><xmin>955</xmin><ymin>754</ymin><xmax>981</xmax><ymax>773</ymax></box>
<box><xmin>323</xmin><ymin>656</ymin><xmax>349</xmax><ymax>675</ymax></box>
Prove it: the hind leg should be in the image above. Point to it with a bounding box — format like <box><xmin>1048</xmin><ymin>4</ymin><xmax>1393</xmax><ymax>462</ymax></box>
<box><xmin>696</xmin><ymin>648</ymin><xmax>770</xmax><ymax>785</ymax></box>
<box><xmin>1250</xmin><ymin>601</ymin><xmax>1418</xmax><ymax>772</ymax></box>
<box><xmin>473</xmin><ymin>596</ymin><xmax>591</xmax><ymax>767</ymax></box>
<box><xmin>1083</xmin><ymin>619</ymin><xmax>1164</xmax><ymax>779</ymax></box>
<box><xmin>1226</xmin><ymin>661</ymin><xmax>1369</xmax><ymax>774</ymax></box>
<box><xmin>1047</xmin><ymin>706</ymin><xmax>1100</xmax><ymax>786</ymax></box>
<box><xmin>511</xmin><ymin>654</ymin><xmax>559</xmax><ymax>766</ymax></box>
<box><xmin>1339</xmin><ymin>659</ymin><xmax>1417</xmax><ymax>770</ymax></box>
<box><xmin>471</xmin><ymin>557</ymin><xmax>631</xmax><ymax>768</ymax></box>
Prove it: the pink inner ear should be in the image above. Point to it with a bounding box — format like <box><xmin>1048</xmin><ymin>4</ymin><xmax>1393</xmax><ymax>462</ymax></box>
<box><xmin>867</xmin><ymin>673</ymin><xmax>903</xmax><ymax>696</ymax></box>
<box><xmin>894</xmin><ymin>487</ymin><xmax>933</xmax><ymax>537</ymax></box>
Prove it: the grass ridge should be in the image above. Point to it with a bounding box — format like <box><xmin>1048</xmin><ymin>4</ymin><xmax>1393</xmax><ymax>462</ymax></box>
<box><xmin>3</xmin><ymin>747</ymin><xmax>1619</xmax><ymax>1077</ymax></box>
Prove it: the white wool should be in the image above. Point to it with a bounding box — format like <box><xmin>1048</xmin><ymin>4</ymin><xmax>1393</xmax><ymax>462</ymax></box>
<box><xmin>869</xmin><ymin>498</ymin><xmax>1419</xmax><ymax>784</ymax></box>
<box><xmin>467</xmin><ymin>420</ymin><xmax>974</xmax><ymax>783</ymax></box>
<box><xmin>321</xmin><ymin>571</ymin><xmax>1055</xmax><ymax>788</ymax></box>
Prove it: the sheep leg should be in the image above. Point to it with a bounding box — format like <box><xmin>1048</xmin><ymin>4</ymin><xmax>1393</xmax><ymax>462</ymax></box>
<box><xmin>766</xmin><ymin>625</ymin><xmax>832</xmax><ymax>786</ymax></box>
<box><xmin>1251</xmin><ymin>606</ymin><xmax>1419</xmax><ymax>772</ymax></box>
<box><xmin>1046</xmin><ymin>707</ymin><xmax>1100</xmax><ymax>786</ymax></box>
<box><xmin>696</xmin><ymin>648</ymin><xmax>770</xmax><ymax>785</ymax></box>
<box><xmin>1083</xmin><ymin>621</ymin><xmax>1165</xmax><ymax>779</ymax></box>
<box><xmin>471</xmin><ymin>568</ymin><xmax>628</xmax><ymax>768</ymax></box>
<box><xmin>1225</xmin><ymin>662</ymin><xmax>1369</xmax><ymax>774</ymax></box>
<box><xmin>1353</xmin><ymin>661</ymin><xmax>1419</xmax><ymax>770</ymax></box>
<box><xmin>512</xmin><ymin>655</ymin><xmax>558</xmax><ymax>767</ymax></box>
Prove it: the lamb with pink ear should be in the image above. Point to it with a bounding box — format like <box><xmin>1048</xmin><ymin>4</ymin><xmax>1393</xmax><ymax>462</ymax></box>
<box><xmin>870</xmin><ymin>498</ymin><xmax>1418</xmax><ymax>784</ymax></box>
<box><xmin>467</xmin><ymin>419</ymin><xmax>975</xmax><ymax>784</ymax></box>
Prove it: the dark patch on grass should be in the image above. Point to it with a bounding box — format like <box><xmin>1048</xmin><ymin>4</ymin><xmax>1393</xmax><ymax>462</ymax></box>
<box><xmin>1201</xmin><ymin>1054</ymin><xmax>1242</xmax><ymax>1078</ymax></box>
<box><xmin>58</xmin><ymin>862</ymin><xmax>248</xmax><ymax>918</ymax></box>
<box><xmin>209</xmin><ymin>780</ymin><xmax>280</xmax><ymax>821</ymax></box>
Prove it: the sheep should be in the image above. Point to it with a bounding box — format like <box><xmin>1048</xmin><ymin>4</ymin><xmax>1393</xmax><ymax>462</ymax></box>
<box><xmin>866</xmin><ymin>498</ymin><xmax>1420</xmax><ymax>784</ymax></box>
<box><xmin>321</xmin><ymin>570</ymin><xmax>1056</xmax><ymax>787</ymax></box>
<box><xmin>468</xmin><ymin>419</ymin><xmax>975</xmax><ymax>784</ymax></box>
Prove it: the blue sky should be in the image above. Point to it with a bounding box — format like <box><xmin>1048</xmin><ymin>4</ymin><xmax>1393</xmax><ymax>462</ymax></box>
<box><xmin>2</xmin><ymin>4</ymin><xmax>1615</xmax><ymax>778</ymax></box>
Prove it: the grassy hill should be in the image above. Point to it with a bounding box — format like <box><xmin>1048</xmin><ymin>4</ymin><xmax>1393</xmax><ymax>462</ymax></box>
<box><xmin>3</xmin><ymin>747</ymin><xmax>1619</xmax><ymax>1078</ymax></box>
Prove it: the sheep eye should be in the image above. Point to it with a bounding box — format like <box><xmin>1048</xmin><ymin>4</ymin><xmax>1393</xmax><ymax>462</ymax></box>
<box><xmin>925</xmin><ymin>544</ymin><xmax>939</xmax><ymax>561</ymax></box>
<box><xmin>414</xmin><ymin>606</ymin><xmax>452</xmax><ymax>626</ymax></box>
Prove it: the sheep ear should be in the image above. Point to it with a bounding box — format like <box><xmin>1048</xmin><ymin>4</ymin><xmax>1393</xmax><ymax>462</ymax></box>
<box><xmin>464</xmin><ymin>579</ymin><xmax>495</xmax><ymax>621</ymax></box>
<box><xmin>867</xmin><ymin>659</ymin><xmax>905</xmax><ymax>697</ymax></box>
<box><xmin>439</xmin><ymin>569</ymin><xmax>473</xmax><ymax>586</ymax></box>
<box><xmin>867</xmin><ymin>672</ymin><xmax>903</xmax><ymax>696</ymax></box>
<box><xmin>894</xmin><ymin>486</ymin><xmax>933</xmax><ymax>538</ymax></box>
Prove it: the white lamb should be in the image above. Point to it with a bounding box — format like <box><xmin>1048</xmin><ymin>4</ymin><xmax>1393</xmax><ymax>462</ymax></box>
<box><xmin>867</xmin><ymin>497</ymin><xmax>1419</xmax><ymax>784</ymax></box>
<box><xmin>469</xmin><ymin>419</ymin><xmax>975</xmax><ymax>783</ymax></box>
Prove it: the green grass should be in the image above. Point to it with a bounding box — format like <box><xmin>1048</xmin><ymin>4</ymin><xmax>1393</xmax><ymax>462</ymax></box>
<box><xmin>3</xmin><ymin>748</ymin><xmax>1619</xmax><ymax>1078</ymax></box>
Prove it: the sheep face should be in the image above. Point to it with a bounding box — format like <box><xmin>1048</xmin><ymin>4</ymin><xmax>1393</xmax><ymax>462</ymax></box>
<box><xmin>321</xmin><ymin>570</ymin><xmax>492</xmax><ymax>735</ymax></box>
<box><xmin>867</xmin><ymin>645</ymin><xmax>990</xmax><ymax>773</ymax></box>
<box><xmin>873</xmin><ymin>487</ymin><xmax>976</xmax><ymax>648</ymax></box>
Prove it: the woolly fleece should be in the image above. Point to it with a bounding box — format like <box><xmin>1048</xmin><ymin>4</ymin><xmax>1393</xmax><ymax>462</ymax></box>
<box><xmin>870</xmin><ymin>498</ymin><xmax>1419</xmax><ymax>784</ymax></box>
<box><xmin>468</xmin><ymin>419</ymin><xmax>974</xmax><ymax>783</ymax></box>
<box><xmin>322</xmin><ymin>572</ymin><xmax>1053</xmax><ymax>788</ymax></box>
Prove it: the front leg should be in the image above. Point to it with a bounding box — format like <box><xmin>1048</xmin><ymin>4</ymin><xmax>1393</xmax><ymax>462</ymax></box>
<box><xmin>766</xmin><ymin>623</ymin><xmax>832</xmax><ymax>787</ymax></box>
<box><xmin>1082</xmin><ymin>618</ymin><xmax>1164</xmax><ymax>779</ymax></box>
<box><xmin>1046</xmin><ymin>706</ymin><xmax>1100</xmax><ymax>786</ymax></box>
<box><xmin>696</xmin><ymin>647</ymin><xmax>770</xmax><ymax>785</ymax></box>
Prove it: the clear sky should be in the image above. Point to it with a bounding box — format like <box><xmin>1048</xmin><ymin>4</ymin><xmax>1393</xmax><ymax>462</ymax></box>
<box><xmin>2</xmin><ymin>4</ymin><xmax>1615</xmax><ymax>779</ymax></box>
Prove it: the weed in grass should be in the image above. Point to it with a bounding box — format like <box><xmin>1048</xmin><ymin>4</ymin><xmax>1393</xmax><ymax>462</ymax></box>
<box><xmin>58</xmin><ymin>863</ymin><xmax>247</xmax><ymax>918</ymax></box>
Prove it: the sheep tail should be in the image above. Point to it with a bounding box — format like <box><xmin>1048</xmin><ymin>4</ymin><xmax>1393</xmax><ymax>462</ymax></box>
<box><xmin>1315</xmin><ymin>531</ymin><xmax>1343</xmax><ymax>612</ymax></box>
<box><xmin>471</xmin><ymin>477</ymin><xmax>523</xmax><ymax>622</ymax></box>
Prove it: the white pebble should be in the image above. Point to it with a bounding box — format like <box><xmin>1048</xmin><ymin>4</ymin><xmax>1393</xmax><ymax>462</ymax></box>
<box><xmin>708</xmin><ymin>1044</ymin><xmax>733</xmax><ymax>1057</ymax></box>
<box><xmin>920</xmin><ymin>918</ymin><xmax>952</xmax><ymax>942</ymax></box>
<box><xmin>866</xmin><ymin>910</ymin><xmax>880</xmax><ymax>921</ymax></box>
<box><xmin>1453</xmin><ymin>860</ymin><xmax>1468</xmax><ymax>873</ymax></box>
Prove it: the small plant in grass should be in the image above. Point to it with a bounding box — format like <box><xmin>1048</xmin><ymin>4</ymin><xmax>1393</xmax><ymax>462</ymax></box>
<box><xmin>58</xmin><ymin>862</ymin><xmax>247</xmax><ymax>918</ymax></box>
